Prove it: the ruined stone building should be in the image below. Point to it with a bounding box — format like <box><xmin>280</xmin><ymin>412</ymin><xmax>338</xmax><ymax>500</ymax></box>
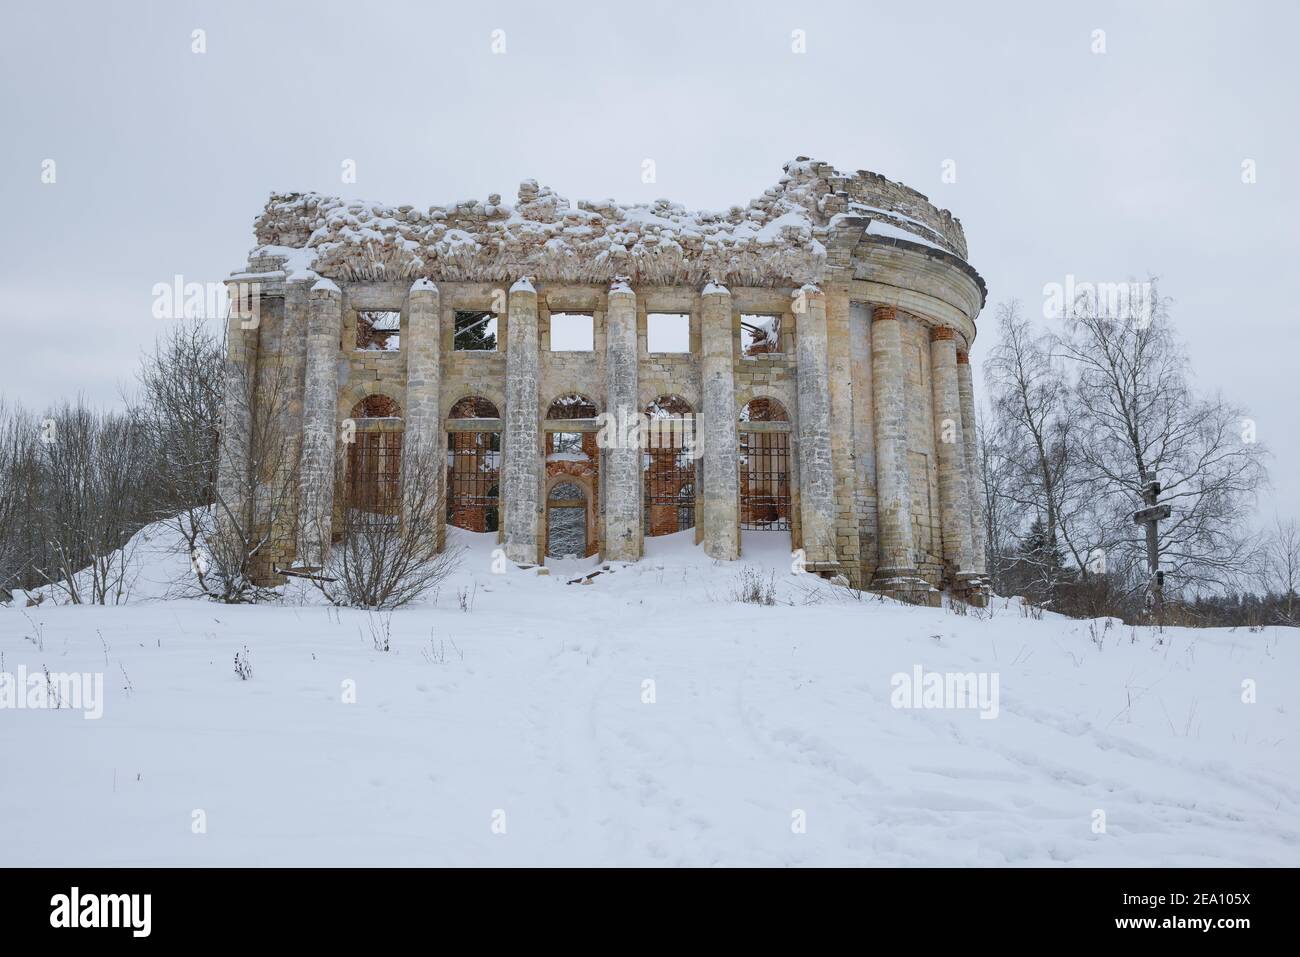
<box><xmin>217</xmin><ymin>158</ymin><xmax>988</xmax><ymax>602</ymax></box>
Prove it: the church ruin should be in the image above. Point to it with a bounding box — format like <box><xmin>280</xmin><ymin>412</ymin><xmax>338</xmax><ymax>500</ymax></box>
<box><xmin>217</xmin><ymin>157</ymin><xmax>989</xmax><ymax>603</ymax></box>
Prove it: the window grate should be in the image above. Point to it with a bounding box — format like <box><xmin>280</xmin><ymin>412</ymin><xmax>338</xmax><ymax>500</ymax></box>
<box><xmin>643</xmin><ymin>442</ymin><xmax>696</xmax><ymax>536</ymax></box>
<box><xmin>739</xmin><ymin>432</ymin><xmax>791</xmax><ymax>530</ymax></box>
<box><xmin>446</xmin><ymin>431</ymin><xmax>500</xmax><ymax>532</ymax></box>
<box><xmin>346</xmin><ymin>430</ymin><xmax>403</xmax><ymax>516</ymax></box>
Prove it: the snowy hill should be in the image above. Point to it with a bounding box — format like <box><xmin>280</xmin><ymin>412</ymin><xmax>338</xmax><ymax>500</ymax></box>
<box><xmin>1</xmin><ymin>525</ymin><xmax>1296</xmax><ymax>867</ymax></box>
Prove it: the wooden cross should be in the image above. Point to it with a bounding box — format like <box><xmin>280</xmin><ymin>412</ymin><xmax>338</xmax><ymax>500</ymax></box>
<box><xmin>1133</xmin><ymin>471</ymin><xmax>1170</xmax><ymax>624</ymax></box>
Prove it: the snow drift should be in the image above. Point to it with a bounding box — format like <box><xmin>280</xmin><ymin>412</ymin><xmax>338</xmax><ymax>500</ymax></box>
<box><xmin>1</xmin><ymin>522</ymin><xmax>1296</xmax><ymax>866</ymax></box>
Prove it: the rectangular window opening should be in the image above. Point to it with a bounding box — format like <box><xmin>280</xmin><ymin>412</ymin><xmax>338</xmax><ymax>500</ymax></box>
<box><xmin>356</xmin><ymin>310</ymin><xmax>401</xmax><ymax>352</ymax></box>
<box><xmin>550</xmin><ymin>312</ymin><xmax>594</xmax><ymax>352</ymax></box>
<box><xmin>454</xmin><ymin>310</ymin><xmax>498</xmax><ymax>351</ymax></box>
<box><xmin>647</xmin><ymin>312</ymin><xmax>690</xmax><ymax>353</ymax></box>
<box><xmin>740</xmin><ymin>314</ymin><xmax>782</xmax><ymax>358</ymax></box>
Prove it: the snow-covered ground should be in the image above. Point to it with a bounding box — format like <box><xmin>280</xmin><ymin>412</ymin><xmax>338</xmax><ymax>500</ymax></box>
<box><xmin>2</xmin><ymin>525</ymin><xmax>1296</xmax><ymax>867</ymax></box>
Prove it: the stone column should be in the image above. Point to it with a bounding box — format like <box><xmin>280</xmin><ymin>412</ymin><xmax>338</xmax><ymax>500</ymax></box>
<box><xmin>299</xmin><ymin>278</ymin><xmax>344</xmax><ymax>566</ymax></box>
<box><xmin>870</xmin><ymin>305</ymin><xmax>916</xmax><ymax>580</ymax></box>
<box><xmin>929</xmin><ymin>326</ymin><xmax>975</xmax><ymax>580</ymax></box>
<box><xmin>700</xmin><ymin>281</ymin><xmax>739</xmax><ymax>560</ymax></box>
<box><xmin>956</xmin><ymin>349</ymin><xmax>987</xmax><ymax>576</ymax></box>
<box><xmin>795</xmin><ymin>284</ymin><xmax>837</xmax><ymax>564</ymax></box>
<box><xmin>215</xmin><ymin>285</ymin><xmax>261</xmax><ymax>547</ymax></box>
<box><xmin>502</xmin><ymin>277</ymin><xmax>541</xmax><ymax>564</ymax></box>
<box><xmin>405</xmin><ymin>278</ymin><xmax>443</xmax><ymax>546</ymax></box>
<box><xmin>825</xmin><ymin>284</ymin><xmax>861</xmax><ymax>581</ymax></box>
<box><xmin>604</xmin><ymin>278</ymin><xmax>641</xmax><ymax>561</ymax></box>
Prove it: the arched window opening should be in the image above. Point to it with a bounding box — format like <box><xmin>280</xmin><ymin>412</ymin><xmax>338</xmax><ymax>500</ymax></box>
<box><xmin>449</xmin><ymin>396</ymin><xmax>500</xmax><ymax>419</ymax></box>
<box><xmin>544</xmin><ymin>396</ymin><xmax>599</xmax><ymax>547</ymax></box>
<box><xmin>446</xmin><ymin>396</ymin><xmax>500</xmax><ymax>532</ymax></box>
<box><xmin>643</xmin><ymin>395</ymin><xmax>696</xmax><ymax>536</ymax></box>
<box><xmin>739</xmin><ymin>397</ymin><xmax>790</xmax><ymax>422</ymax></box>
<box><xmin>546</xmin><ymin>481</ymin><xmax>588</xmax><ymax>558</ymax></box>
<box><xmin>738</xmin><ymin>397</ymin><xmax>790</xmax><ymax>532</ymax></box>
<box><xmin>645</xmin><ymin>394</ymin><xmax>692</xmax><ymax>418</ymax></box>
<box><xmin>345</xmin><ymin>395</ymin><xmax>403</xmax><ymax>517</ymax></box>
<box><xmin>352</xmin><ymin>394</ymin><xmax>401</xmax><ymax>419</ymax></box>
<box><xmin>739</xmin><ymin>433</ymin><xmax>791</xmax><ymax>530</ymax></box>
<box><xmin>546</xmin><ymin>394</ymin><xmax>598</xmax><ymax>420</ymax></box>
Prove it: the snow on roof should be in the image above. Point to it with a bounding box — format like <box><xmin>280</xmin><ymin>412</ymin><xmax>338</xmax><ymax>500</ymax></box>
<box><xmin>229</xmin><ymin>244</ymin><xmax>321</xmax><ymax>284</ymax></box>
<box><xmin>862</xmin><ymin>216</ymin><xmax>949</xmax><ymax>253</ymax></box>
<box><xmin>247</xmin><ymin>158</ymin><xmax>972</xmax><ymax>288</ymax></box>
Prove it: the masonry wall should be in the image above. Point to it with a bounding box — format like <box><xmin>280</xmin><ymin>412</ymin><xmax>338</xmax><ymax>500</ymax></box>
<box><xmin>245</xmin><ymin>292</ymin><xmax>299</xmax><ymax>583</ymax></box>
<box><xmin>825</xmin><ymin>287</ymin><xmax>863</xmax><ymax>583</ymax></box>
<box><xmin>227</xmin><ymin>273</ymin><xmax>986</xmax><ymax>597</ymax></box>
<box><xmin>439</xmin><ymin>283</ymin><xmax>510</xmax><ymax>418</ymax></box>
<box><xmin>636</xmin><ymin>287</ymin><xmax>702</xmax><ymax>411</ymax></box>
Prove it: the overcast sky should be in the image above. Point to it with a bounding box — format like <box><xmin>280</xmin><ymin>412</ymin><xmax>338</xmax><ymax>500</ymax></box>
<box><xmin>1</xmin><ymin>0</ymin><xmax>1293</xmax><ymax>518</ymax></box>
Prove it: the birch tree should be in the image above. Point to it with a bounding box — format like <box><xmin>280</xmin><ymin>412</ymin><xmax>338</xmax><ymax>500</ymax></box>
<box><xmin>1059</xmin><ymin>282</ymin><xmax>1267</xmax><ymax>595</ymax></box>
<box><xmin>983</xmin><ymin>300</ymin><xmax>1096</xmax><ymax>593</ymax></box>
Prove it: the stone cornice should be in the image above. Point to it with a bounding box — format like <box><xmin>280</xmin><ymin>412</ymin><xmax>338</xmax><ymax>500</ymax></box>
<box><xmin>244</xmin><ymin>158</ymin><xmax>978</xmax><ymax>292</ymax></box>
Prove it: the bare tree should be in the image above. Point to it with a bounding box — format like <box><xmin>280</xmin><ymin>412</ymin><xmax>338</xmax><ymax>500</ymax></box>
<box><xmin>982</xmin><ymin>300</ymin><xmax>1097</xmax><ymax>596</ymax></box>
<box><xmin>309</xmin><ymin>436</ymin><xmax>462</xmax><ymax>609</ymax></box>
<box><xmin>1060</xmin><ymin>281</ymin><xmax>1267</xmax><ymax>596</ymax></box>
<box><xmin>1</xmin><ymin>318</ymin><xmax>291</xmax><ymax>607</ymax></box>
<box><xmin>34</xmin><ymin>400</ymin><xmax>149</xmax><ymax>604</ymax></box>
<box><xmin>132</xmin><ymin>318</ymin><xmax>224</xmax><ymax>567</ymax></box>
<box><xmin>0</xmin><ymin>399</ymin><xmax>40</xmax><ymax>600</ymax></box>
<box><xmin>974</xmin><ymin>407</ymin><xmax>1016</xmax><ymax>593</ymax></box>
<box><xmin>201</xmin><ymin>352</ymin><xmax>301</xmax><ymax>602</ymax></box>
<box><xmin>1261</xmin><ymin>516</ymin><xmax>1300</xmax><ymax>624</ymax></box>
